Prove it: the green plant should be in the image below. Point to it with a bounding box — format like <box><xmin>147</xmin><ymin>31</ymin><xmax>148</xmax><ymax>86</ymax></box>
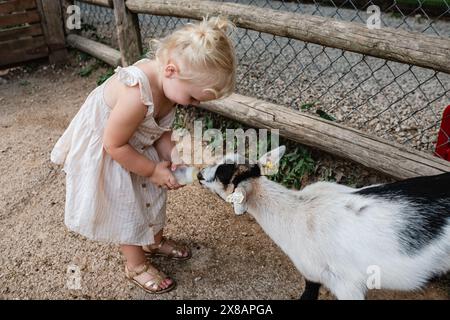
<box><xmin>178</xmin><ymin>108</ymin><xmax>316</xmax><ymax>190</ymax></box>
<box><xmin>77</xmin><ymin>51</ymin><xmax>91</xmax><ymax>62</ymax></box>
<box><xmin>269</xmin><ymin>143</ymin><xmax>315</xmax><ymax>189</ymax></box>
<box><xmin>140</xmin><ymin>51</ymin><xmax>150</xmax><ymax>60</ymax></box>
<box><xmin>209</xmin><ymin>117</ymin><xmax>316</xmax><ymax>189</ymax></box>
<box><xmin>96</xmin><ymin>68</ymin><xmax>114</xmax><ymax>85</ymax></box>
<box><xmin>300</xmin><ymin>101</ymin><xmax>317</xmax><ymax>111</ymax></box>
<box><xmin>316</xmin><ymin>109</ymin><xmax>336</xmax><ymax>121</ymax></box>
<box><xmin>78</xmin><ymin>62</ymin><xmax>99</xmax><ymax>77</ymax></box>
<box><xmin>299</xmin><ymin>102</ymin><xmax>335</xmax><ymax>122</ymax></box>
<box><xmin>344</xmin><ymin>175</ymin><xmax>359</xmax><ymax>188</ymax></box>
<box><xmin>319</xmin><ymin>166</ymin><xmax>335</xmax><ymax>182</ymax></box>
<box><xmin>173</xmin><ymin>108</ymin><xmax>186</xmax><ymax>129</ymax></box>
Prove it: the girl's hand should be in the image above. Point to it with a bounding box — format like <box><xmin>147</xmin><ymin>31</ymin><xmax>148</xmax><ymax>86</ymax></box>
<box><xmin>149</xmin><ymin>161</ymin><xmax>182</xmax><ymax>190</ymax></box>
<box><xmin>170</xmin><ymin>162</ymin><xmax>186</xmax><ymax>172</ymax></box>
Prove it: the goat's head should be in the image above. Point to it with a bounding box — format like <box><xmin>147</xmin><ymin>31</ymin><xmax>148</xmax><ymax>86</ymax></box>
<box><xmin>197</xmin><ymin>146</ymin><xmax>286</xmax><ymax>215</ymax></box>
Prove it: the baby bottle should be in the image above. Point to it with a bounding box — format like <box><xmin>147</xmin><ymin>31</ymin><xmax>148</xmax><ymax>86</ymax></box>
<box><xmin>172</xmin><ymin>166</ymin><xmax>199</xmax><ymax>185</ymax></box>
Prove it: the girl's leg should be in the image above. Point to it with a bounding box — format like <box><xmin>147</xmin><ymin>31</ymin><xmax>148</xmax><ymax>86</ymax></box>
<box><xmin>145</xmin><ymin>229</ymin><xmax>190</xmax><ymax>259</ymax></box>
<box><xmin>120</xmin><ymin>244</ymin><xmax>173</xmax><ymax>289</ymax></box>
<box><xmin>153</xmin><ymin>229</ymin><xmax>163</xmax><ymax>244</ymax></box>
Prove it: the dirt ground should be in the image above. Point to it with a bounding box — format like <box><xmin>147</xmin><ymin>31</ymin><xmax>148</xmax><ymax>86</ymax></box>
<box><xmin>0</xmin><ymin>56</ymin><xmax>448</xmax><ymax>300</ymax></box>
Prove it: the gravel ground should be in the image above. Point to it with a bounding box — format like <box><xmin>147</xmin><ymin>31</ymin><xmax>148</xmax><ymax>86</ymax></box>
<box><xmin>78</xmin><ymin>0</ymin><xmax>450</xmax><ymax>152</ymax></box>
<box><xmin>0</xmin><ymin>57</ymin><xmax>448</xmax><ymax>300</ymax></box>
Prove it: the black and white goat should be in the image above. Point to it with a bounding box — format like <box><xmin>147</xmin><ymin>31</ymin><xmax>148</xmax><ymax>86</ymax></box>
<box><xmin>197</xmin><ymin>146</ymin><xmax>450</xmax><ymax>300</ymax></box>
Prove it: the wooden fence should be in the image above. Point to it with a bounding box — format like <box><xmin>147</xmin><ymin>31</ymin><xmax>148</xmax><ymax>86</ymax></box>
<box><xmin>0</xmin><ymin>0</ymin><xmax>67</xmax><ymax>68</ymax></box>
<box><xmin>66</xmin><ymin>0</ymin><xmax>450</xmax><ymax>179</ymax></box>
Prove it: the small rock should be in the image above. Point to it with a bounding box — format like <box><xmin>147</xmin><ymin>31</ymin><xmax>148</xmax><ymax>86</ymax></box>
<box><xmin>194</xmin><ymin>276</ymin><xmax>202</xmax><ymax>282</ymax></box>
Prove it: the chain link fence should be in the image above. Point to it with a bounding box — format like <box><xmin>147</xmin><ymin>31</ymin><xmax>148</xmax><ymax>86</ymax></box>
<box><xmin>76</xmin><ymin>0</ymin><xmax>450</xmax><ymax>157</ymax></box>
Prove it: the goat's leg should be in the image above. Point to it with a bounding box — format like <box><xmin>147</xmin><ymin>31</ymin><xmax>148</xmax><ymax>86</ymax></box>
<box><xmin>299</xmin><ymin>279</ymin><xmax>321</xmax><ymax>300</ymax></box>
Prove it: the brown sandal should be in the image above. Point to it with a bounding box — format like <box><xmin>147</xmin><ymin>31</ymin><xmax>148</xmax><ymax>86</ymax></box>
<box><xmin>124</xmin><ymin>262</ymin><xmax>176</xmax><ymax>294</ymax></box>
<box><xmin>142</xmin><ymin>237</ymin><xmax>192</xmax><ymax>261</ymax></box>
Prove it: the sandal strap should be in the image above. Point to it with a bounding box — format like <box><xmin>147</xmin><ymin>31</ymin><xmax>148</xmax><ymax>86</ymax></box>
<box><xmin>155</xmin><ymin>237</ymin><xmax>167</xmax><ymax>249</ymax></box>
<box><xmin>125</xmin><ymin>263</ymin><xmax>169</xmax><ymax>291</ymax></box>
<box><xmin>142</xmin><ymin>273</ymin><xmax>166</xmax><ymax>291</ymax></box>
<box><xmin>125</xmin><ymin>263</ymin><xmax>165</xmax><ymax>278</ymax></box>
<box><xmin>125</xmin><ymin>263</ymin><xmax>149</xmax><ymax>278</ymax></box>
<box><xmin>144</xmin><ymin>237</ymin><xmax>167</xmax><ymax>251</ymax></box>
<box><xmin>145</xmin><ymin>237</ymin><xmax>187</xmax><ymax>258</ymax></box>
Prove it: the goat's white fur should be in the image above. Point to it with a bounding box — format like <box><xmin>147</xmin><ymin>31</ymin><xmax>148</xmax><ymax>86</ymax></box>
<box><xmin>199</xmin><ymin>146</ymin><xmax>450</xmax><ymax>299</ymax></box>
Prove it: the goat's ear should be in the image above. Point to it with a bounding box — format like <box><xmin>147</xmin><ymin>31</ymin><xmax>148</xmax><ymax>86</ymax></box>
<box><xmin>226</xmin><ymin>187</ymin><xmax>247</xmax><ymax>215</ymax></box>
<box><xmin>258</xmin><ymin>145</ymin><xmax>286</xmax><ymax>175</ymax></box>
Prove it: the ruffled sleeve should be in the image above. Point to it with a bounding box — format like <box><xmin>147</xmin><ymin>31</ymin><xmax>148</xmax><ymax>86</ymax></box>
<box><xmin>114</xmin><ymin>66</ymin><xmax>154</xmax><ymax>113</ymax></box>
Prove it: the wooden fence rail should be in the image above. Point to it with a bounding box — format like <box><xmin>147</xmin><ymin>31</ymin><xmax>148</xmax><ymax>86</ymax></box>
<box><xmin>126</xmin><ymin>0</ymin><xmax>450</xmax><ymax>75</ymax></box>
<box><xmin>67</xmin><ymin>33</ymin><xmax>121</xmax><ymax>66</ymax></box>
<box><xmin>201</xmin><ymin>94</ymin><xmax>450</xmax><ymax>179</ymax></box>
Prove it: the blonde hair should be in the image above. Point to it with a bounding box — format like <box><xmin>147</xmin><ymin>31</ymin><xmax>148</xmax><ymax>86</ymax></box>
<box><xmin>152</xmin><ymin>16</ymin><xmax>236</xmax><ymax>99</ymax></box>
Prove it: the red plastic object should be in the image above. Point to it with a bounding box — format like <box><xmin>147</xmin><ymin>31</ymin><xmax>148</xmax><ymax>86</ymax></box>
<box><xmin>435</xmin><ymin>105</ymin><xmax>450</xmax><ymax>161</ymax></box>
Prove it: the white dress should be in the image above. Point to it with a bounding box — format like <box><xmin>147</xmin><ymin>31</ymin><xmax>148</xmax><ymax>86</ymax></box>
<box><xmin>50</xmin><ymin>59</ymin><xmax>175</xmax><ymax>245</ymax></box>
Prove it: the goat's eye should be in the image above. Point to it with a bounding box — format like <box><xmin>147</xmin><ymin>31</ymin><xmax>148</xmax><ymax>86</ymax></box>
<box><xmin>215</xmin><ymin>164</ymin><xmax>236</xmax><ymax>186</ymax></box>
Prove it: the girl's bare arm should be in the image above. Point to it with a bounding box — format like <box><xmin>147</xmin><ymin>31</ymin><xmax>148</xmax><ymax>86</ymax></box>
<box><xmin>154</xmin><ymin>130</ymin><xmax>176</xmax><ymax>162</ymax></box>
<box><xmin>102</xmin><ymin>85</ymin><xmax>156</xmax><ymax>177</ymax></box>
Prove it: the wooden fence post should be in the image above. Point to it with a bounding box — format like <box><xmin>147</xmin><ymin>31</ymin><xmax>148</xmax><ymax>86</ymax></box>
<box><xmin>113</xmin><ymin>0</ymin><xmax>142</xmax><ymax>66</ymax></box>
<box><xmin>36</xmin><ymin>0</ymin><xmax>68</xmax><ymax>64</ymax></box>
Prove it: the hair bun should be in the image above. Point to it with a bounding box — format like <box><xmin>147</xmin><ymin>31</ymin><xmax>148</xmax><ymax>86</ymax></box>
<box><xmin>204</xmin><ymin>16</ymin><xmax>234</xmax><ymax>33</ymax></box>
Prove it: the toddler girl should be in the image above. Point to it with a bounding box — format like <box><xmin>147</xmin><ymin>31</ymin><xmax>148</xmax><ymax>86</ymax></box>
<box><xmin>51</xmin><ymin>16</ymin><xmax>236</xmax><ymax>294</ymax></box>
